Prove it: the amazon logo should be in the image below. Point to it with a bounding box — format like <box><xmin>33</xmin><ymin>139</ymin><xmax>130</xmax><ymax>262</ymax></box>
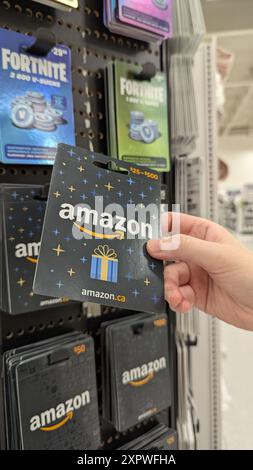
<box><xmin>59</xmin><ymin>203</ymin><xmax>153</xmax><ymax>239</ymax></box>
<box><xmin>122</xmin><ymin>357</ymin><xmax>167</xmax><ymax>387</ymax></box>
<box><xmin>30</xmin><ymin>391</ymin><xmax>90</xmax><ymax>432</ymax></box>
<box><xmin>15</xmin><ymin>242</ymin><xmax>40</xmax><ymax>264</ymax></box>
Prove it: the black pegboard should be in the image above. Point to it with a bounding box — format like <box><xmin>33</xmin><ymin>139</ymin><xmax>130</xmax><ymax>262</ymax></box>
<box><xmin>0</xmin><ymin>0</ymin><xmax>176</xmax><ymax>450</ymax></box>
<box><xmin>0</xmin><ymin>0</ymin><xmax>161</xmax><ymax>168</ymax></box>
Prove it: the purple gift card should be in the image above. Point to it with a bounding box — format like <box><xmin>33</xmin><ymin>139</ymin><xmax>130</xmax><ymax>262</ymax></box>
<box><xmin>118</xmin><ymin>0</ymin><xmax>173</xmax><ymax>38</ymax></box>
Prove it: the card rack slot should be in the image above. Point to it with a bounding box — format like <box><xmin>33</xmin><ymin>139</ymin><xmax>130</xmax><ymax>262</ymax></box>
<box><xmin>0</xmin><ymin>0</ymin><xmax>175</xmax><ymax>450</ymax></box>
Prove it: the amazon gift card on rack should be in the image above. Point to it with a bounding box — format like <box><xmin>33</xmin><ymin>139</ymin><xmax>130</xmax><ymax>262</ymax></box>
<box><xmin>34</xmin><ymin>144</ymin><xmax>165</xmax><ymax>314</ymax></box>
<box><xmin>101</xmin><ymin>313</ymin><xmax>171</xmax><ymax>431</ymax></box>
<box><xmin>0</xmin><ymin>184</ymin><xmax>70</xmax><ymax>314</ymax></box>
<box><xmin>3</xmin><ymin>332</ymin><xmax>100</xmax><ymax>449</ymax></box>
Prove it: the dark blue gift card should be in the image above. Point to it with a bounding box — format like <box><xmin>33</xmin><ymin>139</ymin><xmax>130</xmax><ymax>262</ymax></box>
<box><xmin>34</xmin><ymin>144</ymin><xmax>165</xmax><ymax>314</ymax></box>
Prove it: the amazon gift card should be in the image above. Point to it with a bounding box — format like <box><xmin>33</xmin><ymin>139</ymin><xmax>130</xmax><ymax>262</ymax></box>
<box><xmin>33</xmin><ymin>144</ymin><xmax>165</xmax><ymax>314</ymax></box>
<box><xmin>1</xmin><ymin>184</ymin><xmax>70</xmax><ymax>314</ymax></box>
<box><xmin>3</xmin><ymin>332</ymin><xmax>101</xmax><ymax>449</ymax></box>
<box><xmin>101</xmin><ymin>313</ymin><xmax>171</xmax><ymax>431</ymax></box>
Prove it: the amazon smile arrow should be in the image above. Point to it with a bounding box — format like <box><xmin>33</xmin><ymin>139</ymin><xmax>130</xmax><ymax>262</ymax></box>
<box><xmin>73</xmin><ymin>222</ymin><xmax>124</xmax><ymax>240</ymax></box>
<box><xmin>40</xmin><ymin>411</ymin><xmax>73</xmax><ymax>432</ymax></box>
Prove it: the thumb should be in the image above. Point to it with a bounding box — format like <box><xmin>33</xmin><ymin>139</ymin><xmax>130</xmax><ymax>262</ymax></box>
<box><xmin>147</xmin><ymin>234</ymin><xmax>226</xmax><ymax>272</ymax></box>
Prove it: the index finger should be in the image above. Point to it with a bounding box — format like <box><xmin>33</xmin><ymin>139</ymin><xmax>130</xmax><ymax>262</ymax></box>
<box><xmin>161</xmin><ymin>212</ymin><xmax>229</xmax><ymax>243</ymax></box>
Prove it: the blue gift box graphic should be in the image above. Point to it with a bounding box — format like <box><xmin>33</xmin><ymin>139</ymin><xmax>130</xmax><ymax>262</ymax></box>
<box><xmin>90</xmin><ymin>245</ymin><xmax>118</xmax><ymax>283</ymax></box>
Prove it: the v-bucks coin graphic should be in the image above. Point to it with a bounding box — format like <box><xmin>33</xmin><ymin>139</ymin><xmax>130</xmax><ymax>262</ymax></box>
<box><xmin>152</xmin><ymin>0</ymin><xmax>168</xmax><ymax>9</ymax></box>
<box><xmin>25</xmin><ymin>91</ymin><xmax>44</xmax><ymax>102</ymax></box>
<box><xmin>145</xmin><ymin>120</ymin><xmax>159</xmax><ymax>139</ymax></box>
<box><xmin>129</xmin><ymin>126</ymin><xmax>142</xmax><ymax>141</ymax></box>
<box><xmin>140</xmin><ymin>122</ymin><xmax>156</xmax><ymax>143</ymax></box>
<box><xmin>10</xmin><ymin>92</ymin><xmax>65</xmax><ymax>132</ymax></box>
<box><xmin>11</xmin><ymin>98</ymin><xmax>33</xmax><ymax>108</ymax></box>
<box><xmin>11</xmin><ymin>104</ymin><xmax>34</xmax><ymax>129</ymax></box>
<box><xmin>32</xmin><ymin>102</ymin><xmax>47</xmax><ymax>110</ymax></box>
<box><xmin>45</xmin><ymin>107</ymin><xmax>64</xmax><ymax>124</ymax></box>
<box><xmin>34</xmin><ymin>113</ymin><xmax>56</xmax><ymax>131</ymax></box>
<box><xmin>130</xmin><ymin>111</ymin><xmax>144</xmax><ymax>126</ymax></box>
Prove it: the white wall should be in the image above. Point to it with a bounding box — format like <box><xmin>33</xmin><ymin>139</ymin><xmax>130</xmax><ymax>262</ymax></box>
<box><xmin>219</xmin><ymin>136</ymin><xmax>253</xmax><ymax>190</ymax></box>
<box><xmin>202</xmin><ymin>0</ymin><xmax>253</xmax><ymax>33</ymax></box>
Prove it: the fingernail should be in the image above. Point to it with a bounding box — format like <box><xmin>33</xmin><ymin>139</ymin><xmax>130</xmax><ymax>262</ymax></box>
<box><xmin>165</xmin><ymin>286</ymin><xmax>177</xmax><ymax>302</ymax></box>
<box><xmin>147</xmin><ymin>239</ymin><xmax>160</xmax><ymax>253</ymax></box>
<box><xmin>165</xmin><ymin>289</ymin><xmax>175</xmax><ymax>303</ymax></box>
<box><xmin>160</xmin><ymin>235</ymin><xmax>173</xmax><ymax>251</ymax></box>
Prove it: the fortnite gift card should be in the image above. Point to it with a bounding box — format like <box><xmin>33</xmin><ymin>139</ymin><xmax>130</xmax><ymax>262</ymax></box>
<box><xmin>0</xmin><ymin>28</ymin><xmax>75</xmax><ymax>164</ymax></box>
<box><xmin>111</xmin><ymin>61</ymin><xmax>170</xmax><ymax>171</ymax></box>
<box><xmin>34</xmin><ymin>144</ymin><xmax>165</xmax><ymax>314</ymax></box>
<box><xmin>118</xmin><ymin>0</ymin><xmax>173</xmax><ymax>38</ymax></box>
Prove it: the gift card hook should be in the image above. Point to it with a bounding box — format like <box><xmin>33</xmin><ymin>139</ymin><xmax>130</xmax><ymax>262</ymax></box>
<box><xmin>21</xmin><ymin>28</ymin><xmax>57</xmax><ymax>57</ymax></box>
<box><xmin>134</xmin><ymin>62</ymin><xmax>157</xmax><ymax>81</ymax></box>
<box><xmin>93</xmin><ymin>160</ymin><xmax>129</xmax><ymax>175</ymax></box>
<box><xmin>34</xmin><ymin>183</ymin><xmax>50</xmax><ymax>201</ymax></box>
<box><xmin>48</xmin><ymin>348</ymin><xmax>70</xmax><ymax>365</ymax></box>
<box><xmin>132</xmin><ymin>323</ymin><xmax>144</xmax><ymax>335</ymax></box>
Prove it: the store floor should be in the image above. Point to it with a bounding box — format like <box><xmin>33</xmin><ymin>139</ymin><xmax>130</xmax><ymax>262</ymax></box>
<box><xmin>221</xmin><ymin>322</ymin><xmax>253</xmax><ymax>449</ymax></box>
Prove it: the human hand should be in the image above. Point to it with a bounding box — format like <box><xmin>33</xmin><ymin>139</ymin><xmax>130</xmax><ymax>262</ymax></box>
<box><xmin>147</xmin><ymin>213</ymin><xmax>253</xmax><ymax>331</ymax></box>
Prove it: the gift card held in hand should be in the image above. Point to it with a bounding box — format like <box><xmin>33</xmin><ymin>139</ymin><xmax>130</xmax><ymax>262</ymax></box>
<box><xmin>34</xmin><ymin>144</ymin><xmax>165</xmax><ymax>314</ymax></box>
